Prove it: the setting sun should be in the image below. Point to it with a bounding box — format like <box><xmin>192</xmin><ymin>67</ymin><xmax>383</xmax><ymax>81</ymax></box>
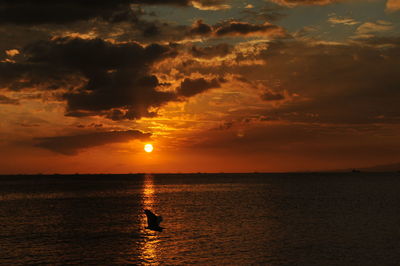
<box><xmin>144</xmin><ymin>144</ymin><xmax>153</xmax><ymax>153</ymax></box>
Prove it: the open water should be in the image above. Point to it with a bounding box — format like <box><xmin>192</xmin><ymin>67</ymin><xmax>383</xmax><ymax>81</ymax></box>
<box><xmin>0</xmin><ymin>173</ymin><xmax>399</xmax><ymax>265</ymax></box>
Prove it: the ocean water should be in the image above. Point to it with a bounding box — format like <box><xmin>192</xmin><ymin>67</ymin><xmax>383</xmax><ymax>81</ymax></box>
<box><xmin>0</xmin><ymin>173</ymin><xmax>399</xmax><ymax>265</ymax></box>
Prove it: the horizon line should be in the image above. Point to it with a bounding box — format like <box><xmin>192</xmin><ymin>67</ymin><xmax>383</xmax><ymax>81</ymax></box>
<box><xmin>0</xmin><ymin>170</ymin><xmax>399</xmax><ymax>176</ymax></box>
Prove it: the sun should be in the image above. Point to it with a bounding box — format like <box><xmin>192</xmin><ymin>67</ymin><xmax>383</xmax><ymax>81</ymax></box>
<box><xmin>144</xmin><ymin>143</ymin><xmax>154</xmax><ymax>153</ymax></box>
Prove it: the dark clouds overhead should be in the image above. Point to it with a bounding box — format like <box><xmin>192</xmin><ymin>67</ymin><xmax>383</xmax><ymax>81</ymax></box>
<box><xmin>132</xmin><ymin>0</ymin><xmax>190</xmax><ymax>5</ymax></box>
<box><xmin>35</xmin><ymin>130</ymin><xmax>151</xmax><ymax>155</ymax></box>
<box><xmin>214</xmin><ymin>21</ymin><xmax>285</xmax><ymax>37</ymax></box>
<box><xmin>252</xmin><ymin>41</ymin><xmax>400</xmax><ymax>124</ymax></box>
<box><xmin>0</xmin><ymin>0</ymin><xmax>138</xmax><ymax>24</ymax></box>
<box><xmin>189</xmin><ymin>20</ymin><xmax>213</xmax><ymax>36</ymax></box>
<box><xmin>188</xmin><ymin>20</ymin><xmax>286</xmax><ymax>38</ymax></box>
<box><xmin>0</xmin><ymin>60</ymin><xmax>74</xmax><ymax>91</ymax></box>
<box><xmin>0</xmin><ymin>0</ymin><xmax>231</xmax><ymax>25</ymax></box>
<box><xmin>190</xmin><ymin>43</ymin><xmax>232</xmax><ymax>58</ymax></box>
<box><xmin>261</xmin><ymin>90</ymin><xmax>285</xmax><ymax>101</ymax></box>
<box><xmin>177</xmin><ymin>77</ymin><xmax>221</xmax><ymax>97</ymax></box>
<box><xmin>3</xmin><ymin>37</ymin><xmax>179</xmax><ymax>120</ymax></box>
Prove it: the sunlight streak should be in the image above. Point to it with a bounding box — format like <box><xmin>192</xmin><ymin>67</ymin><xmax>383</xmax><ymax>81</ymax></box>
<box><xmin>138</xmin><ymin>174</ymin><xmax>159</xmax><ymax>264</ymax></box>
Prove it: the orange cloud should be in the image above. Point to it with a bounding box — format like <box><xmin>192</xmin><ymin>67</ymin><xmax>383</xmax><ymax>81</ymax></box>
<box><xmin>386</xmin><ymin>0</ymin><xmax>400</xmax><ymax>12</ymax></box>
<box><xmin>356</xmin><ymin>20</ymin><xmax>394</xmax><ymax>36</ymax></box>
<box><xmin>269</xmin><ymin>0</ymin><xmax>339</xmax><ymax>7</ymax></box>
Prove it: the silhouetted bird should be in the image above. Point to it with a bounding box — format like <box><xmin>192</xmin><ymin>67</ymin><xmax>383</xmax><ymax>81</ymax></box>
<box><xmin>144</xmin><ymin>209</ymin><xmax>164</xmax><ymax>232</ymax></box>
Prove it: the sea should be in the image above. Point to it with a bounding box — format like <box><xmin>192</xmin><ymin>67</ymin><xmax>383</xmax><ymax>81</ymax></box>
<box><xmin>0</xmin><ymin>173</ymin><xmax>399</xmax><ymax>265</ymax></box>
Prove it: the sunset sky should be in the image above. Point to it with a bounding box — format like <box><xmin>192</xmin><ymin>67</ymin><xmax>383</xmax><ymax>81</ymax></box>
<box><xmin>0</xmin><ymin>0</ymin><xmax>399</xmax><ymax>174</ymax></box>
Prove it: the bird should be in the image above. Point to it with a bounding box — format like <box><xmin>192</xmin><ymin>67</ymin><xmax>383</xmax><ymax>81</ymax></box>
<box><xmin>144</xmin><ymin>209</ymin><xmax>164</xmax><ymax>232</ymax></box>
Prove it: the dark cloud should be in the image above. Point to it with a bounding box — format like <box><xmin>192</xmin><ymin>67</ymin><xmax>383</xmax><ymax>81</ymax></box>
<box><xmin>0</xmin><ymin>94</ymin><xmax>19</xmax><ymax>105</ymax></box>
<box><xmin>134</xmin><ymin>19</ymin><xmax>287</xmax><ymax>42</ymax></box>
<box><xmin>2</xmin><ymin>37</ymin><xmax>179</xmax><ymax>120</ymax></box>
<box><xmin>25</xmin><ymin>37</ymin><xmax>174</xmax><ymax>71</ymax></box>
<box><xmin>177</xmin><ymin>77</ymin><xmax>221</xmax><ymax>97</ymax></box>
<box><xmin>214</xmin><ymin>21</ymin><xmax>285</xmax><ymax>37</ymax></box>
<box><xmin>0</xmin><ymin>0</ymin><xmax>231</xmax><ymax>25</ymax></box>
<box><xmin>0</xmin><ymin>62</ymin><xmax>30</xmax><ymax>90</ymax></box>
<box><xmin>261</xmin><ymin>90</ymin><xmax>285</xmax><ymax>101</ymax></box>
<box><xmin>187</xmin><ymin>20</ymin><xmax>286</xmax><ymax>38</ymax></box>
<box><xmin>241</xmin><ymin>40</ymin><xmax>400</xmax><ymax>124</ymax></box>
<box><xmin>189</xmin><ymin>20</ymin><xmax>213</xmax><ymax>36</ymax></box>
<box><xmin>353</xmin><ymin>36</ymin><xmax>400</xmax><ymax>47</ymax></box>
<box><xmin>135</xmin><ymin>20</ymin><xmax>188</xmax><ymax>42</ymax></box>
<box><xmin>190</xmin><ymin>43</ymin><xmax>232</xmax><ymax>58</ymax></box>
<box><xmin>0</xmin><ymin>0</ymin><xmax>138</xmax><ymax>24</ymax></box>
<box><xmin>142</xmin><ymin>23</ymin><xmax>161</xmax><ymax>37</ymax></box>
<box><xmin>0</xmin><ymin>60</ymin><xmax>80</xmax><ymax>91</ymax></box>
<box><xmin>2</xmin><ymin>37</ymin><xmax>240</xmax><ymax>121</ymax></box>
<box><xmin>179</xmin><ymin>38</ymin><xmax>400</xmax><ymax>126</ymax></box>
<box><xmin>132</xmin><ymin>0</ymin><xmax>190</xmax><ymax>5</ymax></box>
<box><xmin>35</xmin><ymin>130</ymin><xmax>151</xmax><ymax>155</ymax></box>
<box><xmin>135</xmin><ymin>0</ymin><xmax>230</xmax><ymax>10</ymax></box>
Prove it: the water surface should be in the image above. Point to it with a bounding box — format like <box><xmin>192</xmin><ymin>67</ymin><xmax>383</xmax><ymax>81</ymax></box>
<box><xmin>0</xmin><ymin>173</ymin><xmax>399</xmax><ymax>265</ymax></box>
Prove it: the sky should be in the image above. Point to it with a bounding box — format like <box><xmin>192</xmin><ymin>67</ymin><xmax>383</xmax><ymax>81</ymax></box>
<box><xmin>0</xmin><ymin>0</ymin><xmax>399</xmax><ymax>174</ymax></box>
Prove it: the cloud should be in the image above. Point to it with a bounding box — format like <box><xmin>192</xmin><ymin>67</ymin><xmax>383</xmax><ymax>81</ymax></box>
<box><xmin>261</xmin><ymin>90</ymin><xmax>285</xmax><ymax>101</ymax></box>
<box><xmin>269</xmin><ymin>0</ymin><xmax>339</xmax><ymax>7</ymax></box>
<box><xmin>0</xmin><ymin>0</ymin><xmax>139</xmax><ymax>24</ymax></box>
<box><xmin>214</xmin><ymin>21</ymin><xmax>286</xmax><ymax>37</ymax></box>
<box><xmin>0</xmin><ymin>94</ymin><xmax>19</xmax><ymax>105</ymax></box>
<box><xmin>353</xmin><ymin>36</ymin><xmax>400</xmax><ymax>47</ymax></box>
<box><xmin>188</xmin><ymin>20</ymin><xmax>287</xmax><ymax>38</ymax></box>
<box><xmin>176</xmin><ymin>77</ymin><xmax>222</xmax><ymax>97</ymax></box>
<box><xmin>328</xmin><ymin>15</ymin><xmax>359</xmax><ymax>26</ymax></box>
<box><xmin>5</xmin><ymin>49</ymin><xmax>20</xmax><ymax>57</ymax></box>
<box><xmin>191</xmin><ymin>0</ymin><xmax>231</xmax><ymax>10</ymax></box>
<box><xmin>356</xmin><ymin>21</ymin><xmax>394</xmax><ymax>35</ymax></box>
<box><xmin>136</xmin><ymin>0</ymin><xmax>231</xmax><ymax>10</ymax></box>
<box><xmin>35</xmin><ymin>130</ymin><xmax>151</xmax><ymax>155</ymax></box>
<box><xmin>386</xmin><ymin>0</ymin><xmax>400</xmax><ymax>12</ymax></box>
<box><xmin>0</xmin><ymin>61</ymin><xmax>66</xmax><ymax>91</ymax></box>
<box><xmin>250</xmin><ymin>40</ymin><xmax>400</xmax><ymax>124</ymax></box>
<box><xmin>190</xmin><ymin>43</ymin><xmax>232</xmax><ymax>58</ymax></box>
<box><xmin>189</xmin><ymin>20</ymin><xmax>213</xmax><ymax>36</ymax></box>
<box><xmin>241</xmin><ymin>5</ymin><xmax>286</xmax><ymax>22</ymax></box>
<box><xmin>132</xmin><ymin>0</ymin><xmax>190</xmax><ymax>5</ymax></box>
<box><xmin>1</xmin><ymin>37</ymin><xmax>179</xmax><ymax>120</ymax></box>
<box><xmin>0</xmin><ymin>0</ymin><xmax>232</xmax><ymax>26</ymax></box>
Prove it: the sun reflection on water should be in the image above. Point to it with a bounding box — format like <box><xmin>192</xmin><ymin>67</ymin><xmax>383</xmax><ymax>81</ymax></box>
<box><xmin>139</xmin><ymin>174</ymin><xmax>160</xmax><ymax>264</ymax></box>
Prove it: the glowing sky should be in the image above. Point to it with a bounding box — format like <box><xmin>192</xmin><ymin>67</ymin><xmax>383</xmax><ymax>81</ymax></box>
<box><xmin>0</xmin><ymin>0</ymin><xmax>399</xmax><ymax>174</ymax></box>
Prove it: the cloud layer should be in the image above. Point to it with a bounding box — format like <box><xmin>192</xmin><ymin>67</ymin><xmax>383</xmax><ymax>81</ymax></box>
<box><xmin>0</xmin><ymin>0</ymin><xmax>138</xmax><ymax>24</ymax></box>
<box><xmin>35</xmin><ymin>130</ymin><xmax>151</xmax><ymax>155</ymax></box>
<box><xmin>1</xmin><ymin>37</ymin><xmax>179</xmax><ymax>120</ymax></box>
<box><xmin>269</xmin><ymin>0</ymin><xmax>339</xmax><ymax>7</ymax></box>
<box><xmin>0</xmin><ymin>0</ymin><xmax>231</xmax><ymax>26</ymax></box>
<box><xmin>189</xmin><ymin>20</ymin><xmax>287</xmax><ymax>38</ymax></box>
